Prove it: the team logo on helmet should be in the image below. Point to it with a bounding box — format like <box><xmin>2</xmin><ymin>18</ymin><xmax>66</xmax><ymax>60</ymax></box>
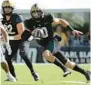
<box><xmin>31</xmin><ymin>4</ymin><xmax>41</xmax><ymax>13</ymax></box>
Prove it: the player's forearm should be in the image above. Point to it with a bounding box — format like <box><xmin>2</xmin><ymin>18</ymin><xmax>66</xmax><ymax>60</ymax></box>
<box><xmin>14</xmin><ymin>34</ymin><xmax>22</xmax><ymax>40</ymax></box>
<box><xmin>59</xmin><ymin>19</ymin><xmax>75</xmax><ymax>31</ymax></box>
<box><xmin>53</xmin><ymin>18</ymin><xmax>75</xmax><ymax>31</ymax></box>
<box><xmin>65</xmin><ymin>25</ymin><xmax>75</xmax><ymax>31</ymax></box>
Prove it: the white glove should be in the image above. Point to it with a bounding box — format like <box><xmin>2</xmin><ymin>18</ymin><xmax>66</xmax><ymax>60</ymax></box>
<box><xmin>5</xmin><ymin>42</ymin><xmax>12</xmax><ymax>55</ymax></box>
<box><xmin>28</xmin><ymin>36</ymin><xmax>34</xmax><ymax>42</ymax></box>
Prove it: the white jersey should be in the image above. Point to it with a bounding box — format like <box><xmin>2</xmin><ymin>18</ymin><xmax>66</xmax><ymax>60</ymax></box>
<box><xmin>0</xmin><ymin>21</ymin><xmax>3</xmax><ymax>44</ymax></box>
<box><xmin>0</xmin><ymin>22</ymin><xmax>2</xmax><ymax>42</ymax></box>
<box><xmin>0</xmin><ymin>21</ymin><xmax>6</xmax><ymax>63</ymax></box>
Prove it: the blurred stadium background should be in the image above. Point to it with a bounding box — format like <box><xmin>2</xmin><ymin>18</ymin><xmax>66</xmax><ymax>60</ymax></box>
<box><xmin>1</xmin><ymin>9</ymin><xmax>90</xmax><ymax>85</ymax></box>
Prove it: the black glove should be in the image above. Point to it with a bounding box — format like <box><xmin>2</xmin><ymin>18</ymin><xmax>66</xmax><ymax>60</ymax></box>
<box><xmin>53</xmin><ymin>35</ymin><xmax>62</xmax><ymax>42</ymax></box>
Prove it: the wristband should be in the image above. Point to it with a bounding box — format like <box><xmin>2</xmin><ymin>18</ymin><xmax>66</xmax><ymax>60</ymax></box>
<box><xmin>66</xmin><ymin>25</ymin><xmax>74</xmax><ymax>31</ymax></box>
<box><xmin>28</xmin><ymin>36</ymin><xmax>34</xmax><ymax>41</ymax></box>
<box><xmin>9</xmin><ymin>36</ymin><xmax>14</xmax><ymax>40</ymax></box>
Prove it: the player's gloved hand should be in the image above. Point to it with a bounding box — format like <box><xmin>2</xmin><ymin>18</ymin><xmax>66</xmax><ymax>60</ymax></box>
<box><xmin>5</xmin><ymin>42</ymin><xmax>12</xmax><ymax>55</ymax></box>
<box><xmin>72</xmin><ymin>30</ymin><xmax>83</xmax><ymax>36</ymax></box>
<box><xmin>53</xmin><ymin>35</ymin><xmax>62</xmax><ymax>42</ymax></box>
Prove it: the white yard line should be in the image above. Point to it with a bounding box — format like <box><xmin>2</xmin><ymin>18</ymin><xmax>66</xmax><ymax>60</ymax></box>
<box><xmin>61</xmin><ymin>80</ymin><xmax>91</xmax><ymax>84</ymax></box>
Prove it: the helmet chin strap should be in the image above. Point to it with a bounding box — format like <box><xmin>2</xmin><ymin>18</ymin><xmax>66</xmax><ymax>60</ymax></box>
<box><xmin>6</xmin><ymin>12</ymin><xmax>12</xmax><ymax>16</ymax></box>
<box><xmin>32</xmin><ymin>16</ymin><xmax>42</xmax><ymax>22</ymax></box>
<box><xmin>4</xmin><ymin>12</ymin><xmax>12</xmax><ymax>16</ymax></box>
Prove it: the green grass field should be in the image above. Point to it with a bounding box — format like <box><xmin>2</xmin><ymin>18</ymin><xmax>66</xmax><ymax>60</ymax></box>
<box><xmin>1</xmin><ymin>64</ymin><xmax>91</xmax><ymax>85</ymax></box>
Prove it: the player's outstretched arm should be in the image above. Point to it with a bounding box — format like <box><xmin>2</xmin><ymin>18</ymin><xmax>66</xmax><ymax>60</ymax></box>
<box><xmin>53</xmin><ymin>18</ymin><xmax>83</xmax><ymax>36</ymax></box>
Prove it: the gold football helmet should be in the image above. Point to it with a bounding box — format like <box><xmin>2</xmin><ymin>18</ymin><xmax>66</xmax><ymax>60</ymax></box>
<box><xmin>31</xmin><ymin>4</ymin><xmax>41</xmax><ymax>13</ymax></box>
<box><xmin>2</xmin><ymin>0</ymin><xmax>15</xmax><ymax>8</ymax></box>
<box><xmin>30</xmin><ymin>4</ymin><xmax>43</xmax><ymax>19</ymax></box>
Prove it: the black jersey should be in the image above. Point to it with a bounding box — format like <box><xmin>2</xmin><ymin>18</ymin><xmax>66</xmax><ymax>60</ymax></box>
<box><xmin>24</xmin><ymin>13</ymin><xmax>54</xmax><ymax>47</ymax></box>
<box><xmin>2</xmin><ymin>13</ymin><xmax>23</xmax><ymax>36</ymax></box>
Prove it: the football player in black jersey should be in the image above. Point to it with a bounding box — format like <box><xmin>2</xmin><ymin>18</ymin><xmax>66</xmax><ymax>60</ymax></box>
<box><xmin>21</xmin><ymin>4</ymin><xmax>90</xmax><ymax>81</ymax></box>
<box><xmin>1</xmin><ymin>0</ymin><xmax>39</xmax><ymax>81</ymax></box>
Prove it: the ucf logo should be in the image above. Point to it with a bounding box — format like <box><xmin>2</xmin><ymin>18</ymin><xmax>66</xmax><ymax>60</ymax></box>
<box><xmin>4</xmin><ymin>24</ymin><xmax>15</xmax><ymax>34</ymax></box>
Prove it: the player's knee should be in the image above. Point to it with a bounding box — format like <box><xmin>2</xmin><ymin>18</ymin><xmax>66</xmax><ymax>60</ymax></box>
<box><xmin>42</xmin><ymin>50</ymin><xmax>50</xmax><ymax>59</ymax></box>
<box><xmin>65</xmin><ymin>59</ymin><xmax>75</xmax><ymax>69</ymax></box>
<box><xmin>42</xmin><ymin>50</ymin><xmax>55</xmax><ymax>62</ymax></box>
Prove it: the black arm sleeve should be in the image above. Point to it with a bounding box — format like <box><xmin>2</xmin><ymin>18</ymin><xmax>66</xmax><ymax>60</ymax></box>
<box><xmin>65</xmin><ymin>25</ymin><xmax>74</xmax><ymax>31</ymax></box>
<box><xmin>21</xmin><ymin>30</ymin><xmax>32</xmax><ymax>42</ymax></box>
